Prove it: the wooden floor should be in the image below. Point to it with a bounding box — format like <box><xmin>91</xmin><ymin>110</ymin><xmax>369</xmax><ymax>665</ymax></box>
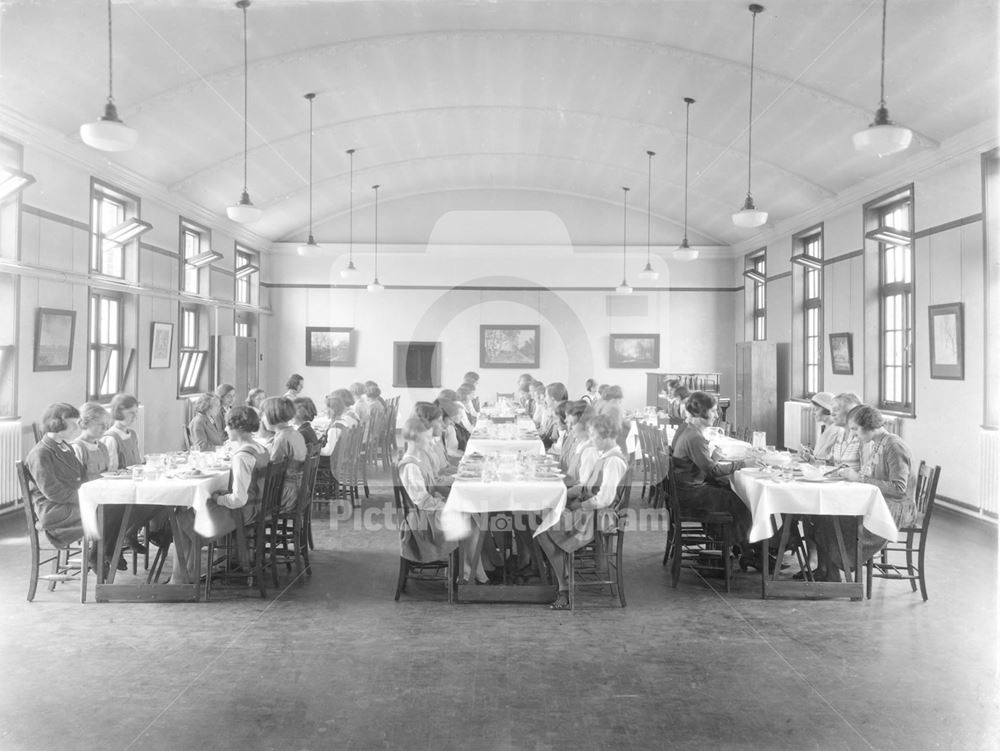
<box><xmin>0</xmin><ymin>474</ymin><xmax>996</xmax><ymax>751</ymax></box>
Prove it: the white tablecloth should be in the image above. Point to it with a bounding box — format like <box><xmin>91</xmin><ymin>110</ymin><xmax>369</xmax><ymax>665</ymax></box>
<box><xmin>464</xmin><ymin>421</ymin><xmax>544</xmax><ymax>457</ymax></box>
<box><xmin>441</xmin><ymin>477</ymin><xmax>568</xmax><ymax>541</ymax></box>
<box><xmin>710</xmin><ymin>435</ymin><xmax>753</xmax><ymax>461</ymax></box>
<box><xmin>78</xmin><ymin>470</ymin><xmax>230</xmax><ymax>539</ymax></box>
<box><xmin>731</xmin><ymin>469</ymin><xmax>899</xmax><ymax>544</ymax></box>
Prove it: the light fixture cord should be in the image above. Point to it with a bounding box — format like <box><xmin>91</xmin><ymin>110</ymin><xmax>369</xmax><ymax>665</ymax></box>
<box><xmin>105</xmin><ymin>0</ymin><xmax>114</xmax><ymax>103</ymax></box>
<box><xmin>879</xmin><ymin>0</ymin><xmax>888</xmax><ymax>108</ymax></box>
<box><xmin>683</xmin><ymin>100</ymin><xmax>691</xmax><ymax>242</ymax></box>
<box><xmin>241</xmin><ymin>1</ymin><xmax>249</xmax><ymax>194</ymax></box>
<box><xmin>307</xmin><ymin>95</ymin><xmax>314</xmax><ymax>236</ymax></box>
<box><xmin>348</xmin><ymin>149</ymin><xmax>355</xmax><ymax>265</ymax></box>
<box><xmin>746</xmin><ymin>6</ymin><xmax>759</xmax><ymax>198</ymax></box>
<box><xmin>373</xmin><ymin>185</ymin><xmax>379</xmax><ymax>279</ymax></box>
<box><xmin>646</xmin><ymin>152</ymin><xmax>653</xmax><ymax>265</ymax></box>
<box><xmin>622</xmin><ymin>186</ymin><xmax>629</xmax><ymax>279</ymax></box>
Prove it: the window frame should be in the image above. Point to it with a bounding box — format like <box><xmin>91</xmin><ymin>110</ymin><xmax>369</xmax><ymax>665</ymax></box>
<box><xmin>89</xmin><ymin>180</ymin><xmax>140</xmax><ymax>280</ymax></box>
<box><xmin>177</xmin><ymin>303</ymin><xmax>207</xmax><ymax>396</ymax></box>
<box><xmin>87</xmin><ymin>289</ymin><xmax>125</xmax><ymax>401</ymax></box>
<box><xmin>179</xmin><ymin>218</ymin><xmax>211</xmax><ymax>295</ymax></box>
<box><xmin>795</xmin><ymin>226</ymin><xmax>823</xmax><ymax>396</ymax></box>
<box><xmin>750</xmin><ymin>250</ymin><xmax>767</xmax><ymax>341</ymax></box>
<box><xmin>235</xmin><ymin>244</ymin><xmax>258</xmax><ymax>305</ymax></box>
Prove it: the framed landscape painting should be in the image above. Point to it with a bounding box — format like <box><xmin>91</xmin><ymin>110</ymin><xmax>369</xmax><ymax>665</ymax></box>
<box><xmin>33</xmin><ymin>308</ymin><xmax>76</xmax><ymax>372</ymax></box>
<box><xmin>306</xmin><ymin>327</ymin><xmax>356</xmax><ymax>367</ymax></box>
<box><xmin>609</xmin><ymin>333</ymin><xmax>660</xmax><ymax>368</ymax></box>
<box><xmin>829</xmin><ymin>332</ymin><xmax>853</xmax><ymax>375</ymax></box>
<box><xmin>480</xmin><ymin>325</ymin><xmax>539</xmax><ymax>368</ymax></box>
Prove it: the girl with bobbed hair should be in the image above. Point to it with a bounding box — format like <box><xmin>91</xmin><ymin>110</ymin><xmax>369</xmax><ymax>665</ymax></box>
<box><xmin>330</xmin><ymin>388</ymin><xmax>361</xmax><ymax>428</ymax></box>
<box><xmin>670</xmin><ymin>391</ymin><xmax>753</xmax><ymax>563</ymax></box>
<box><xmin>396</xmin><ymin>417</ymin><xmax>459</xmax><ymax>564</ymax></box>
<box><xmin>412</xmin><ymin>401</ymin><xmax>453</xmax><ymax>476</ymax></box>
<box><xmin>188</xmin><ymin>393</ymin><xmax>224</xmax><ymax>451</ymax></box>
<box><xmin>292</xmin><ymin>396</ymin><xmax>320</xmax><ymax>454</ymax></box>
<box><xmin>580</xmin><ymin>378</ymin><xmax>598</xmax><ymax>404</ymax></box>
<box><xmin>103</xmin><ymin>393</ymin><xmax>142</xmax><ymax>467</ymax></box>
<box><xmin>559</xmin><ymin>401</ymin><xmax>592</xmax><ymax>477</ymax></box>
<box><xmin>813</xmin><ymin>404</ymin><xmax>918</xmax><ymax>580</ymax></box>
<box><xmin>350</xmin><ymin>382</ymin><xmax>371</xmax><ymax>423</ymax></box>
<box><xmin>363</xmin><ymin>381</ymin><xmax>387</xmax><ymax>423</ymax></box>
<box><xmin>283</xmin><ymin>373</ymin><xmax>304</xmax><ymax>399</ymax></box>
<box><xmin>175</xmin><ymin>405</ymin><xmax>269</xmax><ymax>579</ymax></box>
<box><xmin>260</xmin><ymin>396</ymin><xmax>307</xmax><ymax>513</ymax></box>
<box><xmin>456</xmin><ymin>382</ymin><xmax>478</xmax><ymax>420</ymax></box>
<box><xmin>536</xmin><ymin>412</ymin><xmax>629</xmax><ymax>610</ymax></box>
<box><xmin>213</xmin><ymin>383</ymin><xmax>237</xmax><ymax>435</ymax></box>
<box><xmin>245</xmin><ymin>388</ymin><xmax>266</xmax><ymax>413</ymax></box>
<box><xmin>827</xmin><ymin>392</ymin><xmax>863</xmax><ymax>470</ymax></box>
<box><xmin>320</xmin><ymin>394</ymin><xmax>350</xmax><ymax>460</ymax></box>
<box><xmin>437</xmin><ymin>399</ymin><xmax>467</xmax><ymax>458</ymax></box>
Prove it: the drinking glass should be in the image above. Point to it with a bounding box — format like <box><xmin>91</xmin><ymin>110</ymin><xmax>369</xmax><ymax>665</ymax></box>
<box><xmin>751</xmin><ymin>431</ymin><xmax>766</xmax><ymax>451</ymax></box>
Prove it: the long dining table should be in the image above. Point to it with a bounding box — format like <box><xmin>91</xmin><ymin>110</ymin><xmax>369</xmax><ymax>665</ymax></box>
<box><xmin>731</xmin><ymin>467</ymin><xmax>898</xmax><ymax>600</ymax></box>
<box><xmin>441</xmin><ymin>421</ymin><xmax>565</xmax><ymax>603</ymax></box>
<box><xmin>78</xmin><ymin>461</ymin><xmax>230</xmax><ymax>602</ymax></box>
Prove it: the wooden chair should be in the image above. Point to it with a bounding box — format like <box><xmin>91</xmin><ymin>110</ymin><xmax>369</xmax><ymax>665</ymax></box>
<box><xmin>566</xmin><ymin>468</ymin><xmax>633</xmax><ymax>610</ymax></box>
<box><xmin>662</xmin><ymin>448</ymin><xmax>734</xmax><ymax>592</ymax></box>
<box><xmin>391</xmin><ymin>462</ymin><xmax>455</xmax><ymax>602</ymax></box>
<box><xmin>274</xmin><ymin>449</ymin><xmax>321</xmax><ymax>580</ymax></box>
<box><xmin>182</xmin><ymin>425</ymin><xmax>192</xmax><ymax>451</ymax></box>
<box><xmin>634</xmin><ymin>423</ymin><xmax>652</xmax><ymax>503</ymax></box>
<box><xmin>31</xmin><ymin>423</ymin><xmax>42</xmax><ymax>444</ymax></box>
<box><xmin>16</xmin><ymin>461</ymin><xmax>87</xmax><ymax>602</ymax></box>
<box><xmin>866</xmin><ymin>461</ymin><xmax>941</xmax><ymax>601</ymax></box>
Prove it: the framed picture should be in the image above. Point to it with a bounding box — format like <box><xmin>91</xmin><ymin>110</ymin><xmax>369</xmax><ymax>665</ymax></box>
<box><xmin>149</xmin><ymin>322</ymin><xmax>173</xmax><ymax>369</ymax></box>
<box><xmin>928</xmin><ymin>302</ymin><xmax>964</xmax><ymax>380</ymax></box>
<box><xmin>829</xmin><ymin>332</ymin><xmax>853</xmax><ymax>375</ymax></box>
<box><xmin>33</xmin><ymin>308</ymin><xmax>76</xmax><ymax>372</ymax></box>
<box><xmin>609</xmin><ymin>333</ymin><xmax>660</xmax><ymax>368</ymax></box>
<box><xmin>480</xmin><ymin>325</ymin><xmax>540</xmax><ymax>368</ymax></box>
<box><xmin>306</xmin><ymin>327</ymin><xmax>356</xmax><ymax>367</ymax></box>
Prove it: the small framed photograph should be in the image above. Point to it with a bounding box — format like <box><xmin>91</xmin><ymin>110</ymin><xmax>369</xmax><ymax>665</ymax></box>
<box><xmin>149</xmin><ymin>322</ymin><xmax>173</xmax><ymax>369</ymax></box>
<box><xmin>306</xmin><ymin>326</ymin><xmax>356</xmax><ymax>367</ymax></box>
<box><xmin>928</xmin><ymin>302</ymin><xmax>964</xmax><ymax>380</ymax></box>
<box><xmin>480</xmin><ymin>325</ymin><xmax>540</xmax><ymax>369</ymax></box>
<box><xmin>609</xmin><ymin>333</ymin><xmax>660</xmax><ymax>368</ymax></box>
<box><xmin>33</xmin><ymin>308</ymin><xmax>76</xmax><ymax>372</ymax></box>
<box><xmin>829</xmin><ymin>332</ymin><xmax>853</xmax><ymax>375</ymax></box>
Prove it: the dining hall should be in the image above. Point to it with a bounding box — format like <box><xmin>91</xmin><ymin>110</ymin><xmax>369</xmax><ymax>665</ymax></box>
<box><xmin>0</xmin><ymin>1</ymin><xmax>997</xmax><ymax>749</ymax></box>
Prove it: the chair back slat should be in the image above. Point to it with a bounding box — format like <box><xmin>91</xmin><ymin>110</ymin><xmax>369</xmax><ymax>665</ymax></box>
<box><xmin>261</xmin><ymin>458</ymin><xmax>289</xmax><ymax>519</ymax></box>
<box><xmin>914</xmin><ymin>461</ymin><xmax>941</xmax><ymax>519</ymax></box>
<box><xmin>296</xmin><ymin>451</ymin><xmax>322</xmax><ymax>513</ymax></box>
<box><xmin>16</xmin><ymin>461</ymin><xmax>41</xmax><ymax>534</ymax></box>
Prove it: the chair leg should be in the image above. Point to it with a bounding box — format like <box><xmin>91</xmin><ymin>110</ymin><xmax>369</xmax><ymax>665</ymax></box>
<box><xmin>394</xmin><ymin>558</ymin><xmax>408</xmax><ymax>601</ymax></box>
<box><xmin>567</xmin><ymin>550</ymin><xmax>575</xmax><ymax>611</ymax></box>
<box><xmin>906</xmin><ymin>532</ymin><xmax>918</xmax><ymax>593</ymax></box>
<box><xmin>917</xmin><ymin>535</ymin><xmax>929</xmax><ymax>601</ymax></box>
<box><xmin>615</xmin><ymin>531</ymin><xmax>627</xmax><ymax>607</ymax></box>
<box><xmin>27</xmin><ymin>538</ymin><xmax>41</xmax><ymax>603</ymax></box>
<box><xmin>865</xmin><ymin>557</ymin><xmax>873</xmax><ymax>599</ymax></box>
<box><xmin>722</xmin><ymin>523</ymin><xmax>732</xmax><ymax>594</ymax></box>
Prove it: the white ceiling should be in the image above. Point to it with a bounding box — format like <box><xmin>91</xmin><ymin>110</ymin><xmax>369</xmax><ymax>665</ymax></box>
<box><xmin>1</xmin><ymin>0</ymin><xmax>996</xmax><ymax>251</ymax></box>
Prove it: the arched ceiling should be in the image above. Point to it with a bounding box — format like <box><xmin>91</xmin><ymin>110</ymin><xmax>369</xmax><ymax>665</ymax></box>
<box><xmin>0</xmin><ymin>0</ymin><xmax>996</xmax><ymax>251</ymax></box>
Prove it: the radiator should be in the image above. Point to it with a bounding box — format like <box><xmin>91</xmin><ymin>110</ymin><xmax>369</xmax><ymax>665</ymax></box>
<box><xmin>0</xmin><ymin>419</ymin><xmax>22</xmax><ymax>508</ymax></box>
<box><xmin>782</xmin><ymin>402</ymin><xmax>816</xmax><ymax>451</ymax></box>
<box><xmin>980</xmin><ymin>430</ymin><xmax>1000</xmax><ymax>515</ymax></box>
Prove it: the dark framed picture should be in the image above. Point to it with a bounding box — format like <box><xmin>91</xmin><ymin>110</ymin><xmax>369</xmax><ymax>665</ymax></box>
<box><xmin>480</xmin><ymin>325</ymin><xmax>540</xmax><ymax>368</ymax></box>
<box><xmin>33</xmin><ymin>308</ymin><xmax>76</xmax><ymax>372</ymax></box>
<box><xmin>928</xmin><ymin>302</ymin><xmax>964</xmax><ymax>380</ymax></box>
<box><xmin>149</xmin><ymin>322</ymin><xmax>173</xmax><ymax>369</ymax></box>
<box><xmin>609</xmin><ymin>333</ymin><xmax>660</xmax><ymax>368</ymax></box>
<box><xmin>393</xmin><ymin>341</ymin><xmax>441</xmax><ymax>388</ymax></box>
<box><xmin>829</xmin><ymin>332</ymin><xmax>853</xmax><ymax>375</ymax></box>
<box><xmin>306</xmin><ymin>327</ymin><xmax>356</xmax><ymax>367</ymax></box>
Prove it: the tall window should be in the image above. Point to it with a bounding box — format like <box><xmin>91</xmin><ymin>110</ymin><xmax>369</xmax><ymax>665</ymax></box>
<box><xmin>235</xmin><ymin>246</ymin><xmax>257</xmax><ymax>305</ymax></box>
<box><xmin>178</xmin><ymin>305</ymin><xmax>206</xmax><ymax>395</ymax></box>
<box><xmin>235</xmin><ymin>320</ymin><xmax>249</xmax><ymax>338</ymax></box>
<box><xmin>88</xmin><ymin>291</ymin><xmax>123</xmax><ymax>400</ymax></box>
<box><xmin>800</xmin><ymin>230</ymin><xmax>823</xmax><ymax>395</ymax></box>
<box><xmin>876</xmin><ymin>197</ymin><xmax>914</xmax><ymax>411</ymax></box>
<box><xmin>90</xmin><ymin>187</ymin><xmax>127</xmax><ymax>278</ymax></box>
<box><xmin>180</xmin><ymin>219</ymin><xmax>210</xmax><ymax>294</ymax></box>
<box><xmin>751</xmin><ymin>252</ymin><xmax>766</xmax><ymax>341</ymax></box>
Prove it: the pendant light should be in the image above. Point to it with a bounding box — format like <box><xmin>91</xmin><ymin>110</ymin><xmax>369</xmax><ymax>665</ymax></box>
<box><xmin>853</xmin><ymin>0</ymin><xmax>912</xmax><ymax>157</ymax></box>
<box><xmin>227</xmin><ymin>0</ymin><xmax>262</xmax><ymax>224</ymax></box>
<box><xmin>674</xmin><ymin>97</ymin><xmax>699</xmax><ymax>261</ymax></box>
<box><xmin>615</xmin><ymin>186</ymin><xmax>633</xmax><ymax>294</ymax></box>
<box><xmin>367</xmin><ymin>184</ymin><xmax>384</xmax><ymax>292</ymax></box>
<box><xmin>732</xmin><ymin>4</ymin><xmax>768</xmax><ymax>229</ymax></box>
<box><xmin>297</xmin><ymin>93</ymin><xmax>320</xmax><ymax>256</ymax></box>
<box><xmin>79</xmin><ymin>0</ymin><xmax>137</xmax><ymax>152</ymax></box>
<box><xmin>340</xmin><ymin>148</ymin><xmax>360</xmax><ymax>279</ymax></box>
<box><xmin>638</xmin><ymin>151</ymin><xmax>659</xmax><ymax>281</ymax></box>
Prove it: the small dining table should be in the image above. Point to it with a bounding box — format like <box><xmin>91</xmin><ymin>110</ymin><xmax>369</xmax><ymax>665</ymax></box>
<box><xmin>731</xmin><ymin>468</ymin><xmax>898</xmax><ymax>600</ymax></box>
<box><xmin>78</xmin><ymin>464</ymin><xmax>230</xmax><ymax>602</ymax></box>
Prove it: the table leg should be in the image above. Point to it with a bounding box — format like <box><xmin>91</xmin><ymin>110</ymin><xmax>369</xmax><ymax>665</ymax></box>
<box><xmin>103</xmin><ymin>504</ymin><xmax>133</xmax><ymax>586</ymax></box>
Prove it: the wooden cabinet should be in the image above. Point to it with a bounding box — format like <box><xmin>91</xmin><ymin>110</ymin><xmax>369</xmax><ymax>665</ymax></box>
<box><xmin>733</xmin><ymin>342</ymin><xmax>789</xmax><ymax>447</ymax></box>
<box><xmin>212</xmin><ymin>335</ymin><xmax>258</xmax><ymax>403</ymax></box>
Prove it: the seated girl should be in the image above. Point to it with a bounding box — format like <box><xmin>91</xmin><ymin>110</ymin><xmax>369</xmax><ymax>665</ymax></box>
<box><xmin>213</xmin><ymin>383</ymin><xmax>237</xmax><ymax>436</ymax></box>
<box><xmin>188</xmin><ymin>393</ymin><xmax>225</xmax><ymax>451</ymax></box>
<box><xmin>292</xmin><ymin>396</ymin><xmax>321</xmax><ymax>454</ymax></box>
<box><xmin>396</xmin><ymin>417</ymin><xmax>460</xmax><ymax>565</ymax></box>
<box><xmin>538</xmin><ymin>382</ymin><xmax>568</xmax><ymax>449</ymax></box>
<box><xmin>260</xmin><ymin>396</ymin><xmax>307</xmax><ymax>514</ymax></box>
<box><xmin>580</xmin><ymin>378</ymin><xmax>598</xmax><ymax>404</ymax></box>
<box><xmin>412</xmin><ymin>402</ymin><xmax>456</xmax><ymax>484</ymax></box>
<box><xmin>27</xmin><ymin>402</ymin><xmax>123</xmax><ymax>574</ymax></box>
<box><xmin>438</xmin><ymin>400</ymin><xmax>467</xmax><ymax>460</ymax></box>
<box><xmin>245</xmin><ymin>388</ymin><xmax>266</xmax><ymax>415</ymax></box>
<box><xmin>350</xmin><ymin>382</ymin><xmax>371</xmax><ymax>423</ymax></box>
<box><xmin>535</xmin><ymin>413</ymin><xmax>628</xmax><ymax>610</ymax></box>
<box><xmin>176</xmin><ymin>406</ymin><xmax>269</xmax><ymax>580</ymax></box>
<box><xmin>320</xmin><ymin>394</ymin><xmax>351</xmax><ymax>461</ymax></box>
<box><xmin>669</xmin><ymin>391</ymin><xmax>753</xmax><ymax>563</ymax></box>
<box><xmin>563</xmin><ymin>403</ymin><xmax>597</xmax><ymax>483</ymax></box>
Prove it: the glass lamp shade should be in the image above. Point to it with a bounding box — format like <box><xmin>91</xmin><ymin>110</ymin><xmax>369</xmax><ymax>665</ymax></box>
<box><xmin>853</xmin><ymin>122</ymin><xmax>913</xmax><ymax>157</ymax></box>
<box><xmin>673</xmin><ymin>241</ymin><xmax>699</xmax><ymax>262</ymax></box>
<box><xmin>80</xmin><ymin>103</ymin><xmax>137</xmax><ymax>152</ymax></box>
<box><xmin>367</xmin><ymin>278</ymin><xmax>384</xmax><ymax>292</ymax></box>
<box><xmin>340</xmin><ymin>260</ymin><xmax>360</xmax><ymax>280</ymax></box>
<box><xmin>732</xmin><ymin>194</ymin><xmax>768</xmax><ymax>228</ymax></box>
<box><xmin>637</xmin><ymin>262</ymin><xmax>659</xmax><ymax>281</ymax></box>
<box><xmin>615</xmin><ymin>279</ymin><xmax>633</xmax><ymax>294</ymax></box>
<box><xmin>297</xmin><ymin>236</ymin><xmax>320</xmax><ymax>257</ymax></box>
<box><xmin>227</xmin><ymin>190</ymin><xmax>262</xmax><ymax>223</ymax></box>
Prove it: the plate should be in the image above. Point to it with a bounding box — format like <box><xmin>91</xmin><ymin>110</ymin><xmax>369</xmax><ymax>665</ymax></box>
<box><xmin>800</xmin><ymin>476</ymin><xmax>840</xmax><ymax>483</ymax></box>
<box><xmin>172</xmin><ymin>469</ymin><xmax>204</xmax><ymax>479</ymax></box>
<box><xmin>101</xmin><ymin>471</ymin><xmax>131</xmax><ymax>479</ymax></box>
<box><xmin>533</xmin><ymin>472</ymin><xmax>564</xmax><ymax>480</ymax></box>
